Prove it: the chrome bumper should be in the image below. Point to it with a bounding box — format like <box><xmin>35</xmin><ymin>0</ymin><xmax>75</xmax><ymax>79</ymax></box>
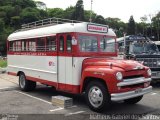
<box><xmin>117</xmin><ymin>77</ymin><xmax>152</xmax><ymax>87</ymax></box>
<box><xmin>111</xmin><ymin>86</ymin><xmax>152</xmax><ymax>101</ymax></box>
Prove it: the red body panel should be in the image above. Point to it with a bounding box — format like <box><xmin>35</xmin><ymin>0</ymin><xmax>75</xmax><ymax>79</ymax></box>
<box><xmin>8</xmin><ymin>72</ymin><xmax>80</xmax><ymax>94</ymax></box>
<box><xmin>80</xmin><ymin>58</ymin><xmax>150</xmax><ymax>94</ymax></box>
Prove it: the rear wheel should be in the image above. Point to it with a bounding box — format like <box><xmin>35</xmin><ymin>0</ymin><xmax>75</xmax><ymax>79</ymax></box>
<box><xmin>124</xmin><ymin>95</ymin><xmax>143</xmax><ymax>104</ymax></box>
<box><xmin>85</xmin><ymin>81</ymin><xmax>111</xmax><ymax>112</ymax></box>
<box><xmin>19</xmin><ymin>73</ymin><xmax>36</xmax><ymax>91</ymax></box>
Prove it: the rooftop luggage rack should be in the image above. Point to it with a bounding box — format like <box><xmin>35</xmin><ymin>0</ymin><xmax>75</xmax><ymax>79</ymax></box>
<box><xmin>15</xmin><ymin>17</ymin><xmax>83</xmax><ymax>32</ymax></box>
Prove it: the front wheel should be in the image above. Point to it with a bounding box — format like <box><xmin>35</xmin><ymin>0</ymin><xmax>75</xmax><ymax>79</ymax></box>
<box><xmin>85</xmin><ymin>81</ymin><xmax>111</xmax><ymax>112</ymax></box>
<box><xmin>124</xmin><ymin>95</ymin><xmax>143</xmax><ymax>104</ymax></box>
<box><xmin>19</xmin><ymin>73</ymin><xmax>36</xmax><ymax>91</ymax></box>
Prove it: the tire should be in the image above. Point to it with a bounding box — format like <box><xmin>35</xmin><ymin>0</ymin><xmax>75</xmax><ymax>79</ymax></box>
<box><xmin>85</xmin><ymin>81</ymin><xmax>111</xmax><ymax>112</ymax></box>
<box><xmin>19</xmin><ymin>73</ymin><xmax>36</xmax><ymax>91</ymax></box>
<box><xmin>124</xmin><ymin>95</ymin><xmax>143</xmax><ymax>104</ymax></box>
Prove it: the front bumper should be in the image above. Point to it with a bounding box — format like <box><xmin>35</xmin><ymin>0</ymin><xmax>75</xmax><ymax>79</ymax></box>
<box><xmin>117</xmin><ymin>77</ymin><xmax>152</xmax><ymax>87</ymax></box>
<box><xmin>111</xmin><ymin>86</ymin><xmax>152</xmax><ymax>101</ymax></box>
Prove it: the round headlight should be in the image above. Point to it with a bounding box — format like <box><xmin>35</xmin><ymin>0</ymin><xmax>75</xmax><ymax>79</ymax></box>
<box><xmin>147</xmin><ymin>69</ymin><xmax>152</xmax><ymax>76</ymax></box>
<box><xmin>116</xmin><ymin>72</ymin><xmax>123</xmax><ymax>80</ymax></box>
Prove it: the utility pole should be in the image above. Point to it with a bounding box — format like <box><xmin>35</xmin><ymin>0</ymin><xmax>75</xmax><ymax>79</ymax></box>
<box><xmin>157</xmin><ymin>17</ymin><xmax>160</xmax><ymax>41</ymax></box>
<box><xmin>149</xmin><ymin>14</ymin><xmax>153</xmax><ymax>37</ymax></box>
<box><xmin>89</xmin><ymin>0</ymin><xmax>93</xmax><ymax>22</ymax></box>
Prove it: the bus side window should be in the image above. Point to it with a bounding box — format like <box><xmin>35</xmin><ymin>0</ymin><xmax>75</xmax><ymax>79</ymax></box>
<box><xmin>29</xmin><ymin>39</ymin><xmax>36</xmax><ymax>51</ymax></box>
<box><xmin>37</xmin><ymin>38</ymin><xmax>45</xmax><ymax>51</ymax></box>
<box><xmin>9</xmin><ymin>41</ymin><xmax>14</xmax><ymax>51</ymax></box>
<box><xmin>67</xmin><ymin>35</ymin><xmax>72</xmax><ymax>52</ymax></box>
<box><xmin>46</xmin><ymin>36</ymin><xmax>56</xmax><ymax>51</ymax></box>
<box><xmin>59</xmin><ymin>36</ymin><xmax>64</xmax><ymax>51</ymax></box>
<box><xmin>22</xmin><ymin>40</ymin><xmax>26</xmax><ymax>51</ymax></box>
<box><xmin>15</xmin><ymin>41</ymin><xmax>21</xmax><ymax>51</ymax></box>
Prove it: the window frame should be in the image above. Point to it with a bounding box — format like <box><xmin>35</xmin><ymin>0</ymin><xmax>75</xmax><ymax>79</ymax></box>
<box><xmin>77</xmin><ymin>32</ymin><xmax>117</xmax><ymax>56</ymax></box>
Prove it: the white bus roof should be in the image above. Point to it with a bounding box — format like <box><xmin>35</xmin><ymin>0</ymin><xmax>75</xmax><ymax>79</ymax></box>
<box><xmin>8</xmin><ymin>22</ymin><xmax>116</xmax><ymax>41</ymax></box>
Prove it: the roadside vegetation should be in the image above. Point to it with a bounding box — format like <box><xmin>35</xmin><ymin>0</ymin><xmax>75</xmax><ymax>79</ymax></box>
<box><xmin>0</xmin><ymin>59</ymin><xmax>7</xmax><ymax>68</ymax></box>
<box><xmin>0</xmin><ymin>0</ymin><xmax>159</xmax><ymax>55</ymax></box>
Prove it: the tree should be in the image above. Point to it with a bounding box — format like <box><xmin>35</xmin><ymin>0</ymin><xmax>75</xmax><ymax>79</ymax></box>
<box><xmin>105</xmin><ymin>17</ymin><xmax>126</xmax><ymax>37</ymax></box>
<box><xmin>20</xmin><ymin>7</ymin><xmax>40</xmax><ymax>24</ymax></box>
<box><xmin>152</xmin><ymin>12</ymin><xmax>160</xmax><ymax>41</ymax></box>
<box><xmin>11</xmin><ymin>16</ymin><xmax>21</xmax><ymax>28</ymax></box>
<box><xmin>84</xmin><ymin>10</ymin><xmax>96</xmax><ymax>22</ymax></box>
<box><xmin>140</xmin><ymin>15</ymin><xmax>148</xmax><ymax>35</ymax></box>
<box><xmin>136</xmin><ymin>23</ymin><xmax>143</xmax><ymax>35</ymax></box>
<box><xmin>35</xmin><ymin>1</ymin><xmax>47</xmax><ymax>10</ymax></box>
<box><xmin>0</xmin><ymin>5</ymin><xmax>15</xmax><ymax>24</ymax></box>
<box><xmin>64</xmin><ymin>6</ymin><xmax>75</xmax><ymax>19</ymax></box>
<box><xmin>93</xmin><ymin>15</ymin><xmax>106</xmax><ymax>24</ymax></box>
<box><xmin>73</xmin><ymin>0</ymin><xmax>84</xmax><ymax>21</ymax></box>
<box><xmin>48</xmin><ymin>8</ymin><xmax>64</xmax><ymax>18</ymax></box>
<box><xmin>39</xmin><ymin>9</ymin><xmax>48</xmax><ymax>19</ymax></box>
<box><xmin>127</xmin><ymin>15</ymin><xmax>136</xmax><ymax>35</ymax></box>
<box><xmin>0</xmin><ymin>19</ymin><xmax>4</xmax><ymax>32</ymax></box>
<box><xmin>12</xmin><ymin>0</ymin><xmax>36</xmax><ymax>8</ymax></box>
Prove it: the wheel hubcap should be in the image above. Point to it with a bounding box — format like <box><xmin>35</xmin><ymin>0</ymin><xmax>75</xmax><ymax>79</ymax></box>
<box><xmin>88</xmin><ymin>86</ymin><xmax>103</xmax><ymax>108</ymax></box>
<box><xmin>20</xmin><ymin>75</ymin><xmax>25</xmax><ymax>88</ymax></box>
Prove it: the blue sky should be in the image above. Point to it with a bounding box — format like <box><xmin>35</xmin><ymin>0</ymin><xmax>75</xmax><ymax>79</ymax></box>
<box><xmin>35</xmin><ymin>0</ymin><xmax>160</xmax><ymax>23</ymax></box>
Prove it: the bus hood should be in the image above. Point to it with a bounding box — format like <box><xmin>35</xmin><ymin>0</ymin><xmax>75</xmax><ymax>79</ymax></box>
<box><xmin>83</xmin><ymin>58</ymin><xmax>144</xmax><ymax>71</ymax></box>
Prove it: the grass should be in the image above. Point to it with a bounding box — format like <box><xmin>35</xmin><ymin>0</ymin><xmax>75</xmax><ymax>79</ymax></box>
<box><xmin>0</xmin><ymin>59</ymin><xmax>7</xmax><ymax>68</ymax></box>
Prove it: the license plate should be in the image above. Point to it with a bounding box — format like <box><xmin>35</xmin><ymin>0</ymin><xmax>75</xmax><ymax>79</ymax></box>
<box><xmin>135</xmin><ymin>88</ymin><xmax>142</xmax><ymax>94</ymax></box>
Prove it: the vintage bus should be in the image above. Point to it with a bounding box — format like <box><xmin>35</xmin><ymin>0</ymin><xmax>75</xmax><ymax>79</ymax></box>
<box><xmin>7</xmin><ymin>18</ymin><xmax>152</xmax><ymax>112</ymax></box>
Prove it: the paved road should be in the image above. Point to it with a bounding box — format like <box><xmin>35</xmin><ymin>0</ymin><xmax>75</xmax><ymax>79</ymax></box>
<box><xmin>0</xmin><ymin>74</ymin><xmax>160</xmax><ymax>120</ymax></box>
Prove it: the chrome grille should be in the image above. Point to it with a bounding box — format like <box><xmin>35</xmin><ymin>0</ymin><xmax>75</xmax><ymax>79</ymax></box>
<box><xmin>136</xmin><ymin>58</ymin><xmax>160</xmax><ymax>68</ymax></box>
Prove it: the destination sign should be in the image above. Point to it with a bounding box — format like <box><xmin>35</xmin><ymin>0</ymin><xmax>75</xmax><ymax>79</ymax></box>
<box><xmin>87</xmin><ymin>24</ymin><xmax>108</xmax><ymax>33</ymax></box>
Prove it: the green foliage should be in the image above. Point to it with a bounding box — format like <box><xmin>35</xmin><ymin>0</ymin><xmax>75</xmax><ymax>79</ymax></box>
<box><xmin>73</xmin><ymin>0</ymin><xmax>84</xmax><ymax>21</ymax></box>
<box><xmin>64</xmin><ymin>6</ymin><xmax>75</xmax><ymax>19</ymax></box>
<box><xmin>84</xmin><ymin>10</ymin><xmax>96</xmax><ymax>22</ymax></box>
<box><xmin>106</xmin><ymin>17</ymin><xmax>127</xmax><ymax>37</ymax></box>
<box><xmin>20</xmin><ymin>7</ymin><xmax>41</xmax><ymax>23</ymax></box>
<box><xmin>0</xmin><ymin>19</ymin><xmax>4</xmax><ymax>32</ymax></box>
<box><xmin>39</xmin><ymin>9</ymin><xmax>48</xmax><ymax>19</ymax></box>
<box><xmin>0</xmin><ymin>0</ymin><xmax>159</xmax><ymax>56</ymax></box>
<box><xmin>12</xmin><ymin>0</ymin><xmax>36</xmax><ymax>8</ymax></box>
<box><xmin>152</xmin><ymin>12</ymin><xmax>160</xmax><ymax>40</ymax></box>
<box><xmin>127</xmin><ymin>15</ymin><xmax>136</xmax><ymax>35</ymax></box>
<box><xmin>0</xmin><ymin>59</ymin><xmax>7</xmax><ymax>68</ymax></box>
<box><xmin>94</xmin><ymin>15</ymin><xmax>106</xmax><ymax>24</ymax></box>
<box><xmin>11</xmin><ymin>16</ymin><xmax>21</xmax><ymax>28</ymax></box>
<box><xmin>48</xmin><ymin>8</ymin><xmax>64</xmax><ymax>18</ymax></box>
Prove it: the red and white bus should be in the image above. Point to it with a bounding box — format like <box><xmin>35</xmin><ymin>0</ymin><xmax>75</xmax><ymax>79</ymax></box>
<box><xmin>7</xmin><ymin>18</ymin><xmax>152</xmax><ymax>112</ymax></box>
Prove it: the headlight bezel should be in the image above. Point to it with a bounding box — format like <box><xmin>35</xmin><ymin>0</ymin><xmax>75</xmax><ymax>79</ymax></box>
<box><xmin>116</xmin><ymin>72</ymin><xmax>123</xmax><ymax>81</ymax></box>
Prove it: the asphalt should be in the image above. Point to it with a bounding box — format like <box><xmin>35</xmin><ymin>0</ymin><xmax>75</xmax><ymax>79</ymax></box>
<box><xmin>0</xmin><ymin>73</ymin><xmax>19</xmax><ymax>92</ymax></box>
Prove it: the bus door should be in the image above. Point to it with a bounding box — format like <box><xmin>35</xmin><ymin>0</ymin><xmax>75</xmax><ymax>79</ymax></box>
<box><xmin>57</xmin><ymin>33</ymin><xmax>73</xmax><ymax>92</ymax></box>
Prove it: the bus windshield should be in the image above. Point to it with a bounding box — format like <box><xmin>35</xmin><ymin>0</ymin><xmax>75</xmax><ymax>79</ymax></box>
<box><xmin>129</xmin><ymin>42</ymin><xmax>159</xmax><ymax>54</ymax></box>
<box><xmin>78</xmin><ymin>35</ymin><xmax>116</xmax><ymax>53</ymax></box>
